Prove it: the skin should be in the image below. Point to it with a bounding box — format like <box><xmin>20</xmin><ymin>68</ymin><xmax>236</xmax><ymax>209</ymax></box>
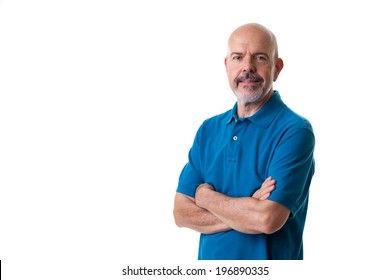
<box><xmin>174</xmin><ymin>177</ymin><xmax>277</xmax><ymax>234</ymax></box>
<box><xmin>225</xmin><ymin>23</ymin><xmax>284</xmax><ymax>118</ymax></box>
<box><xmin>173</xmin><ymin>23</ymin><xmax>289</xmax><ymax>235</ymax></box>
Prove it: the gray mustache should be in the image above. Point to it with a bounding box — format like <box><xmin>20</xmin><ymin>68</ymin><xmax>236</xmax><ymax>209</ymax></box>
<box><xmin>234</xmin><ymin>73</ymin><xmax>264</xmax><ymax>87</ymax></box>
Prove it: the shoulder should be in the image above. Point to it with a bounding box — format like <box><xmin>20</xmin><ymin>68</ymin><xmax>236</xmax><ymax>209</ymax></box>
<box><xmin>268</xmin><ymin>96</ymin><xmax>315</xmax><ymax>149</ymax></box>
<box><xmin>268</xmin><ymin>91</ymin><xmax>313</xmax><ymax>133</ymax></box>
<box><xmin>273</xmin><ymin>105</ymin><xmax>315</xmax><ymax>151</ymax></box>
<box><xmin>278</xmin><ymin>105</ymin><xmax>313</xmax><ymax>132</ymax></box>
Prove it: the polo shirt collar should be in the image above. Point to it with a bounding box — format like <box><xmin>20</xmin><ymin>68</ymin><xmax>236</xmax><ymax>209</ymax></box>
<box><xmin>225</xmin><ymin>91</ymin><xmax>285</xmax><ymax>128</ymax></box>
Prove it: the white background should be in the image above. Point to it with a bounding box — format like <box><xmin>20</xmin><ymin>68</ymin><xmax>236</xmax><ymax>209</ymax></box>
<box><xmin>1</xmin><ymin>0</ymin><xmax>389</xmax><ymax>279</ymax></box>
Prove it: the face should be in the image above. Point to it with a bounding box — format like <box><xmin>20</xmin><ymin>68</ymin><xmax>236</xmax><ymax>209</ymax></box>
<box><xmin>224</xmin><ymin>26</ymin><xmax>283</xmax><ymax>104</ymax></box>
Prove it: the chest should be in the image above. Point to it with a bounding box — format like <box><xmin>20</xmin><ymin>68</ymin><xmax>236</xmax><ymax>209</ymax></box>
<box><xmin>199</xmin><ymin>120</ymin><xmax>279</xmax><ymax>197</ymax></box>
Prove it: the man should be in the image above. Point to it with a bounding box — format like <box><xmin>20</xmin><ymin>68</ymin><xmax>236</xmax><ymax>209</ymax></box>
<box><xmin>173</xmin><ymin>23</ymin><xmax>315</xmax><ymax>260</ymax></box>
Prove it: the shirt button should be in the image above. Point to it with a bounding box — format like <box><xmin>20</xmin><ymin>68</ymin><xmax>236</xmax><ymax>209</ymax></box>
<box><xmin>233</xmin><ymin>136</ymin><xmax>238</xmax><ymax>141</ymax></box>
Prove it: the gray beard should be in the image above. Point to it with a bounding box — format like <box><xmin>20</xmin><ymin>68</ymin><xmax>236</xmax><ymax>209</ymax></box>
<box><xmin>234</xmin><ymin>87</ymin><xmax>266</xmax><ymax>104</ymax></box>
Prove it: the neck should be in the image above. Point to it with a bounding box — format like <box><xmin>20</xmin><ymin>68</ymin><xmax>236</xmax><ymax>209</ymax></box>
<box><xmin>236</xmin><ymin>91</ymin><xmax>274</xmax><ymax>118</ymax></box>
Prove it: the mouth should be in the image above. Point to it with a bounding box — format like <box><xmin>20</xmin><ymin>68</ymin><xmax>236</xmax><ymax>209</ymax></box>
<box><xmin>234</xmin><ymin>73</ymin><xmax>264</xmax><ymax>88</ymax></box>
<box><xmin>239</xmin><ymin>79</ymin><xmax>261</xmax><ymax>86</ymax></box>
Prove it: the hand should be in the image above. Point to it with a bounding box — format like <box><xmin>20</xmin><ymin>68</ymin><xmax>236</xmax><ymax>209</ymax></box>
<box><xmin>196</xmin><ymin>183</ymin><xmax>215</xmax><ymax>192</ymax></box>
<box><xmin>252</xmin><ymin>176</ymin><xmax>276</xmax><ymax>200</ymax></box>
<box><xmin>195</xmin><ymin>183</ymin><xmax>215</xmax><ymax>207</ymax></box>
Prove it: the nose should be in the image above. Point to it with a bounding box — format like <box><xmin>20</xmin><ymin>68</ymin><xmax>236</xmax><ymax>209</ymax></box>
<box><xmin>243</xmin><ymin>56</ymin><xmax>256</xmax><ymax>73</ymax></box>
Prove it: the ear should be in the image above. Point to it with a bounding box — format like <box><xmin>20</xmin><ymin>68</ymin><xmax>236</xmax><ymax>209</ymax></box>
<box><xmin>273</xmin><ymin>58</ymin><xmax>284</xmax><ymax>81</ymax></box>
<box><xmin>224</xmin><ymin>57</ymin><xmax>229</xmax><ymax>72</ymax></box>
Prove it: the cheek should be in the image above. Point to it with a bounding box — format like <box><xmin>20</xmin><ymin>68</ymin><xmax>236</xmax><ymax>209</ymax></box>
<box><xmin>260</xmin><ymin>69</ymin><xmax>273</xmax><ymax>83</ymax></box>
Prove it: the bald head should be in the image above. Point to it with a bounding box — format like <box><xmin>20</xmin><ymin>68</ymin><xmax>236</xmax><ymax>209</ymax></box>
<box><xmin>224</xmin><ymin>23</ymin><xmax>284</xmax><ymax>112</ymax></box>
<box><xmin>227</xmin><ymin>23</ymin><xmax>279</xmax><ymax>60</ymax></box>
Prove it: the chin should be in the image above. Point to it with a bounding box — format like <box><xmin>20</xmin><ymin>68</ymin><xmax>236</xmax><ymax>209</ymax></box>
<box><xmin>235</xmin><ymin>90</ymin><xmax>265</xmax><ymax>104</ymax></box>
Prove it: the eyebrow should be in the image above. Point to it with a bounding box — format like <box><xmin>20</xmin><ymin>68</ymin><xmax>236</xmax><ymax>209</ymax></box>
<box><xmin>229</xmin><ymin>52</ymin><xmax>270</xmax><ymax>58</ymax></box>
<box><xmin>229</xmin><ymin>52</ymin><xmax>243</xmax><ymax>57</ymax></box>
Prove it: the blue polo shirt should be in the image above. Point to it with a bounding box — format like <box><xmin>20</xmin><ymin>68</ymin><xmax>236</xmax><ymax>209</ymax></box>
<box><xmin>177</xmin><ymin>91</ymin><xmax>315</xmax><ymax>260</ymax></box>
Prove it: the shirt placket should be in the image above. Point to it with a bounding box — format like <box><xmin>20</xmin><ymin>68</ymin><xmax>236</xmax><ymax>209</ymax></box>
<box><xmin>227</xmin><ymin>119</ymin><xmax>243</xmax><ymax>163</ymax></box>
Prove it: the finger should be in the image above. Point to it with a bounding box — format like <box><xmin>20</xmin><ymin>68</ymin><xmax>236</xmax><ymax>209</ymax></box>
<box><xmin>253</xmin><ymin>190</ymin><xmax>271</xmax><ymax>200</ymax></box>
<box><xmin>252</xmin><ymin>189</ymin><xmax>262</xmax><ymax>199</ymax></box>
<box><xmin>264</xmin><ymin>176</ymin><xmax>272</xmax><ymax>183</ymax></box>
<box><xmin>252</xmin><ymin>184</ymin><xmax>275</xmax><ymax>200</ymax></box>
<box><xmin>253</xmin><ymin>182</ymin><xmax>276</xmax><ymax>199</ymax></box>
<box><xmin>262</xmin><ymin>179</ymin><xmax>276</xmax><ymax>189</ymax></box>
<box><xmin>260</xmin><ymin>185</ymin><xmax>275</xmax><ymax>198</ymax></box>
<box><xmin>262</xmin><ymin>182</ymin><xmax>276</xmax><ymax>190</ymax></box>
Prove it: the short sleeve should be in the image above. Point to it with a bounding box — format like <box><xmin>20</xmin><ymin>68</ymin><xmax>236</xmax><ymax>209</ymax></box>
<box><xmin>267</xmin><ymin>125</ymin><xmax>315</xmax><ymax>217</ymax></box>
<box><xmin>176</xmin><ymin>126</ymin><xmax>204</xmax><ymax>198</ymax></box>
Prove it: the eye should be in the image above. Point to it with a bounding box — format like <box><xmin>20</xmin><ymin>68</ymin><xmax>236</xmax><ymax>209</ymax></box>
<box><xmin>232</xmin><ymin>55</ymin><xmax>242</xmax><ymax>61</ymax></box>
<box><xmin>255</xmin><ymin>54</ymin><xmax>268</xmax><ymax>62</ymax></box>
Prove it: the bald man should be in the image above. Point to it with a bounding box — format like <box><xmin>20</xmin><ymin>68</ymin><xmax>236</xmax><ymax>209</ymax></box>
<box><xmin>174</xmin><ymin>23</ymin><xmax>315</xmax><ymax>260</ymax></box>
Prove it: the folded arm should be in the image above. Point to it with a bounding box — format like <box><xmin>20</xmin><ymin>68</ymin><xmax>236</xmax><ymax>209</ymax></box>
<box><xmin>174</xmin><ymin>177</ymin><xmax>279</xmax><ymax>235</ymax></box>
<box><xmin>174</xmin><ymin>192</ymin><xmax>231</xmax><ymax>234</ymax></box>
<box><xmin>195</xmin><ymin>181</ymin><xmax>290</xmax><ymax>235</ymax></box>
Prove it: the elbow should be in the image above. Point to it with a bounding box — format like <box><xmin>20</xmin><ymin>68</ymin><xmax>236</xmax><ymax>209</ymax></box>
<box><xmin>252</xmin><ymin>203</ymin><xmax>290</xmax><ymax>234</ymax></box>
<box><xmin>173</xmin><ymin>208</ymin><xmax>184</xmax><ymax>228</ymax></box>
<box><xmin>255</xmin><ymin>213</ymin><xmax>285</xmax><ymax>235</ymax></box>
<box><xmin>260</xmin><ymin>224</ymin><xmax>282</xmax><ymax>235</ymax></box>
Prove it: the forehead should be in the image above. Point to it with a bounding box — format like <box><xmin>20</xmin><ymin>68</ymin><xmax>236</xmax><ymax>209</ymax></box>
<box><xmin>228</xmin><ymin>27</ymin><xmax>274</xmax><ymax>55</ymax></box>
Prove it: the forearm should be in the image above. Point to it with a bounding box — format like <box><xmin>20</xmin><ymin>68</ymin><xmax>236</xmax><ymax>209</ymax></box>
<box><xmin>195</xmin><ymin>188</ymin><xmax>266</xmax><ymax>234</ymax></box>
<box><xmin>174</xmin><ymin>193</ymin><xmax>231</xmax><ymax>234</ymax></box>
<box><xmin>195</xmin><ymin>182</ymin><xmax>289</xmax><ymax>235</ymax></box>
